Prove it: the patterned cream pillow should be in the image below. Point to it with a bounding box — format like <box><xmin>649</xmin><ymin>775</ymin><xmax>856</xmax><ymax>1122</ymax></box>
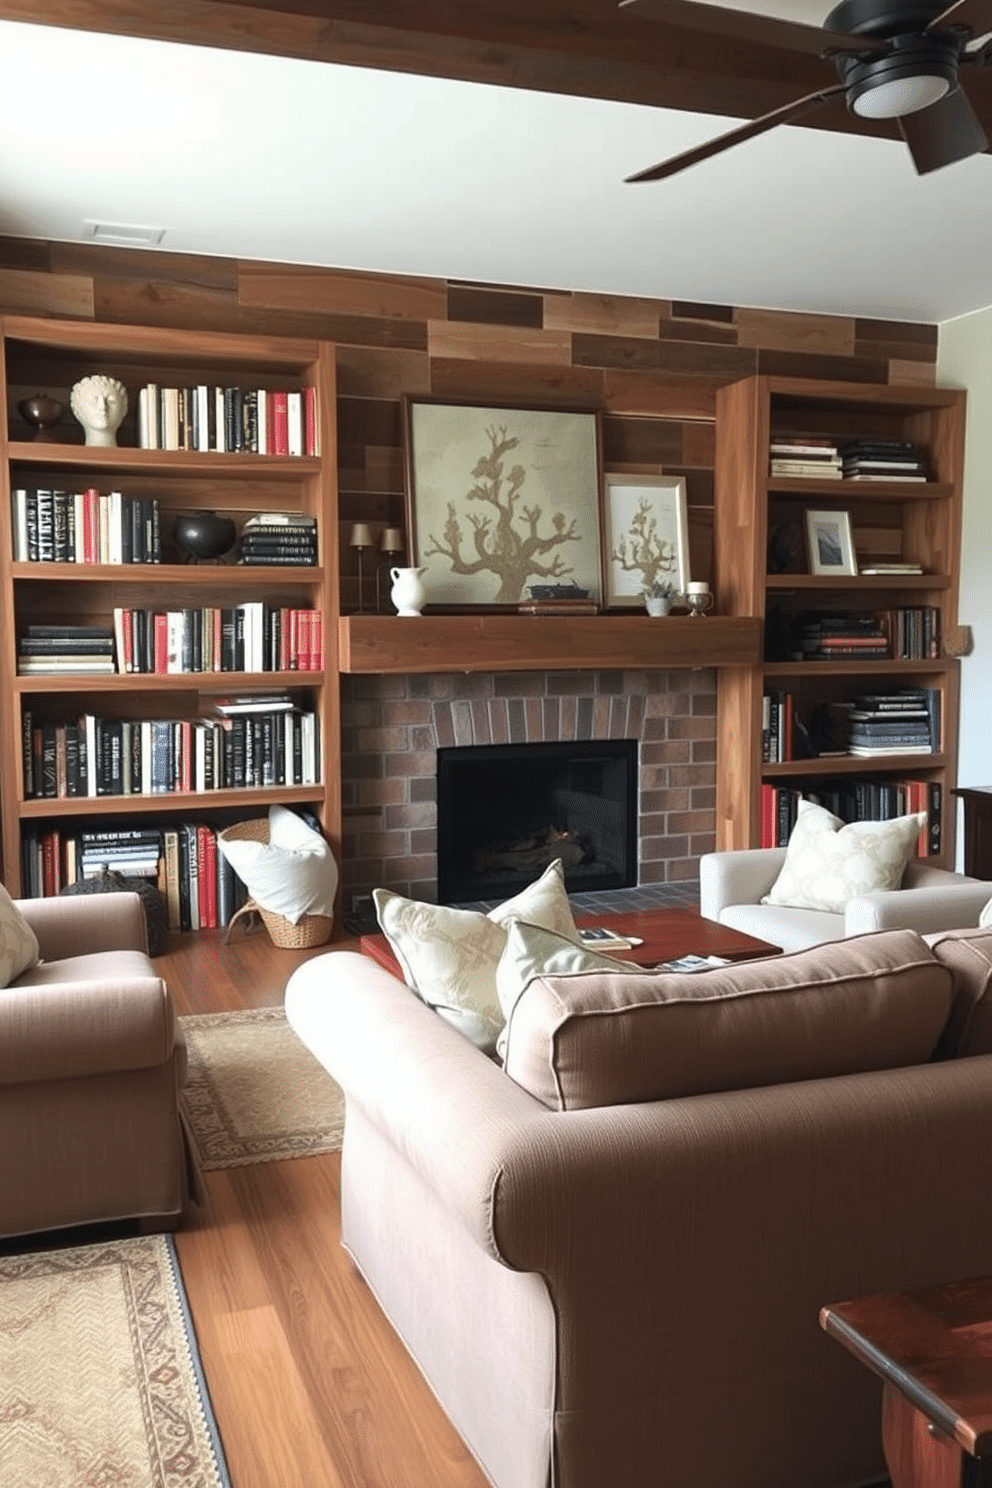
<box><xmin>0</xmin><ymin>882</ymin><xmax>40</xmax><ymax>988</ymax></box>
<box><xmin>495</xmin><ymin>918</ymin><xmax>644</xmax><ymax>1061</ymax></box>
<box><xmin>373</xmin><ymin>859</ymin><xmax>580</xmax><ymax>1052</ymax></box>
<box><xmin>763</xmin><ymin>800</ymin><xmax>927</xmax><ymax>915</ymax></box>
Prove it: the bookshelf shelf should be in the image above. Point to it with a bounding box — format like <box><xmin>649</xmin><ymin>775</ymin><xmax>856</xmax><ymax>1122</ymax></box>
<box><xmin>10</xmin><ymin>562</ymin><xmax>324</xmax><ymax>585</ymax></box>
<box><xmin>19</xmin><ymin>785</ymin><xmax>326</xmax><ymax>820</ymax></box>
<box><xmin>0</xmin><ymin>315</ymin><xmax>341</xmax><ymax>921</ymax></box>
<box><xmin>12</xmin><ymin>670</ymin><xmax>325</xmax><ymax>694</ymax></box>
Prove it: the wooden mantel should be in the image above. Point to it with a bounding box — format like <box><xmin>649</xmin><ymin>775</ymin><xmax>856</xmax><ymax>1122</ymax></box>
<box><xmin>338</xmin><ymin>614</ymin><xmax>761</xmax><ymax>674</ymax></box>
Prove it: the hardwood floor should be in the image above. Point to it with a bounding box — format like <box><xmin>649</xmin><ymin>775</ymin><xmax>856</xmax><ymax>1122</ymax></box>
<box><xmin>163</xmin><ymin>927</ymin><xmax>490</xmax><ymax>1488</ymax></box>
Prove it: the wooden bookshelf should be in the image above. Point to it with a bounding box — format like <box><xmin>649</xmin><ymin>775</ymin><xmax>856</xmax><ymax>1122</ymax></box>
<box><xmin>713</xmin><ymin>374</ymin><xmax>965</xmax><ymax>866</ymax></box>
<box><xmin>0</xmin><ymin>315</ymin><xmax>341</xmax><ymax>907</ymax></box>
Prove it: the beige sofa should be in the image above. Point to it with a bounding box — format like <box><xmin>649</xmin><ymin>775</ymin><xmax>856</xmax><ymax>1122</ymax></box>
<box><xmin>286</xmin><ymin>925</ymin><xmax>992</xmax><ymax>1488</ymax></box>
<box><xmin>2</xmin><ymin>891</ymin><xmax>196</xmax><ymax>1240</ymax></box>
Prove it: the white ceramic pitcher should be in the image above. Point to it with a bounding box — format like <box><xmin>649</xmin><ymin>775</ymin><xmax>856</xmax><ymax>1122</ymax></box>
<box><xmin>390</xmin><ymin>566</ymin><xmax>427</xmax><ymax>616</ymax></box>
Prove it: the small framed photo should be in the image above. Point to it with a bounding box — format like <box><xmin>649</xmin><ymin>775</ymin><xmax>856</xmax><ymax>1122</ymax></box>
<box><xmin>602</xmin><ymin>473</ymin><xmax>690</xmax><ymax>608</ymax></box>
<box><xmin>402</xmin><ymin>396</ymin><xmax>603</xmax><ymax>608</ymax></box>
<box><xmin>805</xmin><ymin>509</ymin><xmax>857</xmax><ymax>577</ymax></box>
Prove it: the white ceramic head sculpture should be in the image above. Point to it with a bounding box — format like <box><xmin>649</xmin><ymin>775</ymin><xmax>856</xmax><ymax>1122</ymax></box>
<box><xmin>70</xmin><ymin>374</ymin><xmax>128</xmax><ymax>447</ymax></box>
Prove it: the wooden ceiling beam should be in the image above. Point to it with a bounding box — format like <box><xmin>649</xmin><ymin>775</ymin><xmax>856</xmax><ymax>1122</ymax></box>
<box><xmin>5</xmin><ymin>0</ymin><xmax>991</xmax><ymax>142</ymax></box>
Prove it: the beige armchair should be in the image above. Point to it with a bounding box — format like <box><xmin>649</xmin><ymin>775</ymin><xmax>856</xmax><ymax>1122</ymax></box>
<box><xmin>1</xmin><ymin>890</ymin><xmax>198</xmax><ymax>1240</ymax></box>
<box><xmin>700</xmin><ymin>848</ymin><xmax>992</xmax><ymax>952</ymax></box>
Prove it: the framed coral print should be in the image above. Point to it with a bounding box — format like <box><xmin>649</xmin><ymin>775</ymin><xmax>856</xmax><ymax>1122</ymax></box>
<box><xmin>805</xmin><ymin>509</ymin><xmax>857</xmax><ymax>576</ymax></box>
<box><xmin>602</xmin><ymin>473</ymin><xmax>690</xmax><ymax>608</ymax></box>
<box><xmin>402</xmin><ymin>397</ymin><xmax>603</xmax><ymax>608</ymax></box>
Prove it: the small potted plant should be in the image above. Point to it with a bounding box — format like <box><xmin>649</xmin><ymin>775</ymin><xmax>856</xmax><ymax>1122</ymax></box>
<box><xmin>643</xmin><ymin>579</ymin><xmax>679</xmax><ymax>617</ymax></box>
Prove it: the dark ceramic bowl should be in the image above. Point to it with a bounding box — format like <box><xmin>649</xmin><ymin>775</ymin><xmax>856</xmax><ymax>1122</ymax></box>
<box><xmin>174</xmin><ymin>510</ymin><xmax>236</xmax><ymax>562</ymax></box>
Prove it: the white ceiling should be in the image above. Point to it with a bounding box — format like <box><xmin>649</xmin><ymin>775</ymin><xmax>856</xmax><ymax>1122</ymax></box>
<box><xmin>2</xmin><ymin>12</ymin><xmax>992</xmax><ymax>324</ymax></box>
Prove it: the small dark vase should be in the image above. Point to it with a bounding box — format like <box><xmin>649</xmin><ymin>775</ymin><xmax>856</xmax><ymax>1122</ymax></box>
<box><xmin>174</xmin><ymin>510</ymin><xmax>236</xmax><ymax>564</ymax></box>
<box><xmin>18</xmin><ymin>394</ymin><xmax>63</xmax><ymax>442</ymax></box>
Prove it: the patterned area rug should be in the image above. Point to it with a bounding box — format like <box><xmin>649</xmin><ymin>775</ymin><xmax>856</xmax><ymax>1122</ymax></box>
<box><xmin>0</xmin><ymin>1234</ymin><xmax>229</xmax><ymax>1488</ymax></box>
<box><xmin>180</xmin><ymin>1006</ymin><xmax>344</xmax><ymax>1169</ymax></box>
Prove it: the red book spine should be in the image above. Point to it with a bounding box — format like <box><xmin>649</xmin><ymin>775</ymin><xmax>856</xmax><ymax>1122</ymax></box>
<box><xmin>271</xmin><ymin>391</ymin><xmax>289</xmax><ymax>455</ymax></box>
<box><xmin>297</xmin><ymin>609</ymin><xmax>310</xmax><ymax>671</ymax></box>
<box><xmin>123</xmin><ymin>610</ymin><xmax>134</xmax><ymax>674</ymax></box>
<box><xmin>153</xmin><ymin>612</ymin><xmax>169</xmax><ymax>675</ymax></box>
<box><xmin>761</xmin><ymin>783</ymin><xmax>777</xmax><ymax>848</ymax></box>
<box><xmin>310</xmin><ymin>608</ymin><xmax>322</xmax><ymax>671</ymax></box>
<box><xmin>197</xmin><ymin>825</ymin><xmax>216</xmax><ymax>929</ymax></box>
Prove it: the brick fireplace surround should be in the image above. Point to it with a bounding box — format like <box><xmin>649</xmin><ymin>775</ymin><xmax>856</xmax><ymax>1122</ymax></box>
<box><xmin>339</xmin><ymin>667</ymin><xmax>718</xmax><ymax>910</ymax></box>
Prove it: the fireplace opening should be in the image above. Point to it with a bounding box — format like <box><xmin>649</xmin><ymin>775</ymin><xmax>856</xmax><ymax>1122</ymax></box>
<box><xmin>436</xmin><ymin>739</ymin><xmax>638</xmax><ymax>904</ymax></box>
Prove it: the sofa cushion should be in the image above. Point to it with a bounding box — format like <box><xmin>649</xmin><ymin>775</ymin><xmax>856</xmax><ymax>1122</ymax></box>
<box><xmin>762</xmin><ymin>800</ymin><xmax>926</xmax><ymax>914</ymax></box>
<box><xmin>373</xmin><ymin>859</ymin><xmax>580</xmax><ymax>1053</ymax></box>
<box><xmin>502</xmin><ymin>928</ymin><xmax>953</xmax><ymax>1111</ymax></box>
<box><xmin>495</xmin><ymin>919</ymin><xmax>641</xmax><ymax>1059</ymax></box>
<box><xmin>0</xmin><ymin>883</ymin><xmax>40</xmax><ymax>988</ymax></box>
<box><xmin>926</xmin><ymin>926</ymin><xmax>992</xmax><ymax>1057</ymax></box>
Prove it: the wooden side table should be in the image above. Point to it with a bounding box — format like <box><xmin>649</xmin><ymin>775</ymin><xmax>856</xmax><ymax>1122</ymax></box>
<box><xmin>820</xmin><ymin>1278</ymin><xmax>992</xmax><ymax>1487</ymax></box>
<box><xmin>953</xmin><ymin>787</ymin><xmax>992</xmax><ymax>880</ymax></box>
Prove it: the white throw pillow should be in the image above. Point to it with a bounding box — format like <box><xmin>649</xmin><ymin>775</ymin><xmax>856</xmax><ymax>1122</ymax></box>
<box><xmin>495</xmin><ymin>918</ymin><xmax>644</xmax><ymax>1061</ymax></box>
<box><xmin>980</xmin><ymin>897</ymin><xmax>992</xmax><ymax>928</ymax></box>
<box><xmin>218</xmin><ymin>805</ymin><xmax>337</xmax><ymax>923</ymax></box>
<box><xmin>763</xmin><ymin>800</ymin><xmax>927</xmax><ymax>915</ymax></box>
<box><xmin>0</xmin><ymin>882</ymin><xmax>40</xmax><ymax>987</ymax></box>
<box><xmin>373</xmin><ymin>859</ymin><xmax>580</xmax><ymax>1053</ymax></box>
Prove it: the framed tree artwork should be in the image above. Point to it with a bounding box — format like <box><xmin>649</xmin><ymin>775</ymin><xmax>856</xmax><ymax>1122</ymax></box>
<box><xmin>602</xmin><ymin>473</ymin><xmax>690</xmax><ymax>608</ymax></box>
<box><xmin>402</xmin><ymin>397</ymin><xmax>603</xmax><ymax>608</ymax></box>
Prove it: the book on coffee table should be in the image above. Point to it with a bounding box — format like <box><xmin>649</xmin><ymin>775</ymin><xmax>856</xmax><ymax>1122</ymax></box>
<box><xmin>579</xmin><ymin>926</ymin><xmax>643</xmax><ymax>952</ymax></box>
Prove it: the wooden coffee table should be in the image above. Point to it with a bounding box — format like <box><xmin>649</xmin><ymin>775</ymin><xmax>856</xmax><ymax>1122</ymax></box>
<box><xmin>360</xmin><ymin>905</ymin><xmax>779</xmax><ymax>977</ymax></box>
<box><xmin>820</xmin><ymin>1278</ymin><xmax>992</xmax><ymax>1486</ymax></box>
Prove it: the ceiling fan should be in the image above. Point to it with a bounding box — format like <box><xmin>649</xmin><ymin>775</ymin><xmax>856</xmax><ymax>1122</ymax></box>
<box><xmin>622</xmin><ymin>0</ymin><xmax>992</xmax><ymax>179</ymax></box>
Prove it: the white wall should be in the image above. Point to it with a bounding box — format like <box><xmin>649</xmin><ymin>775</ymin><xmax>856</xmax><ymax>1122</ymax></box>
<box><xmin>938</xmin><ymin>307</ymin><xmax>992</xmax><ymax>864</ymax></box>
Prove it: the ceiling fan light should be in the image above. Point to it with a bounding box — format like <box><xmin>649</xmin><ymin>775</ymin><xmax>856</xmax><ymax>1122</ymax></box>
<box><xmin>851</xmin><ymin>71</ymin><xmax>950</xmax><ymax>118</ymax></box>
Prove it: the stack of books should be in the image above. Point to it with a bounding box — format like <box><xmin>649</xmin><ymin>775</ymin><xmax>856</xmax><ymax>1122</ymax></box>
<box><xmin>843</xmin><ymin>688</ymin><xmax>940</xmax><ymax>757</ymax></box>
<box><xmin>792</xmin><ymin>612</ymin><xmax>890</xmax><ymax>661</ymax></box>
<box><xmin>17</xmin><ymin>624</ymin><xmax>116</xmax><ymax>676</ymax></box>
<box><xmin>769</xmin><ymin>434</ymin><xmax>842</xmax><ymax>479</ymax></box>
<box><xmin>839</xmin><ymin>439</ymin><xmax>928</xmax><ymax>481</ymax></box>
<box><xmin>237</xmin><ymin>512</ymin><xmax>318</xmax><ymax>566</ymax></box>
<box><xmin>77</xmin><ymin>827</ymin><xmax>163</xmax><ymax>879</ymax></box>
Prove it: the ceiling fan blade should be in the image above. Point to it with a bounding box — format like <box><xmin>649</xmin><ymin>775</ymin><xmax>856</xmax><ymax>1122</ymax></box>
<box><xmin>626</xmin><ymin>84</ymin><xmax>848</xmax><ymax>183</ymax></box>
<box><xmin>898</xmin><ymin>84</ymin><xmax>989</xmax><ymax>172</ymax></box>
<box><xmin>927</xmin><ymin>0</ymin><xmax>992</xmax><ymax>41</ymax></box>
<box><xmin>619</xmin><ymin>0</ymin><xmax>890</xmax><ymax>58</ymax></box>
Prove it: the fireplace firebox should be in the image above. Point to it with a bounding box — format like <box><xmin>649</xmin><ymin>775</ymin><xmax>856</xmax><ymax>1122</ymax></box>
<box><xmin>437</xmin><ymin>739</ymin><xmax>638</xmax><ymax>904</ymax></box>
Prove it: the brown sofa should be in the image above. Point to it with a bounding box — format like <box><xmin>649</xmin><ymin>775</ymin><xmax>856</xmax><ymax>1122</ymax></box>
<box><xmin>2</xmin><ymin>891</ymin><xmax>196</xmax><ymax>1240</ymax></box>
<box><xmin>286</xmin><ymin>925</ymin><xmax>992</xmax><ymax>1488</ymax></box>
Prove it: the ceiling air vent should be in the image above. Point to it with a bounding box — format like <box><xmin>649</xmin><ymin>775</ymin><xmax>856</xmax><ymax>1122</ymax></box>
<box><xmin>83</xmin><ymin>221</ymin><xmax>166</xmax><ymax>246</ymax></box>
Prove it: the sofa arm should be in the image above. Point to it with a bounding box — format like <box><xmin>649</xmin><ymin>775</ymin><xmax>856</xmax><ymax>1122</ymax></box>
<box><xmin>285</xmin><ymin>951</ymin><xmax>553</xmax><ymax>1259</ymax></box>
<box><xmin>16</xmin><ymin>891</ymin><xmax>149</xmax><ymax>960</ymax></box>
<box><xmin>0</xmin><ymin>976</ymin><xmax>176</xmax><ymax>1086</ymax></box>
<box><xmin>698</xmin><ymin>848</ymin><xmax>787</xmax><ymax>919</ymax></box>
<box><xmin>844</xmin><ymin>882</ymin><xmax>992</xmax><ymax>937</ymax></box>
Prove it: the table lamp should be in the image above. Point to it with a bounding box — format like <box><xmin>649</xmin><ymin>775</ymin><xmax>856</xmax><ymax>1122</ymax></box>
<box><xmin>377</xmin><ymin>526</ymin><xmax>405</xmax><ymax>612</ymax></box>
<box><xmin>349</xmin><ymin>523</ymin><xmax>374</xmax><ymax>614</ymax></box>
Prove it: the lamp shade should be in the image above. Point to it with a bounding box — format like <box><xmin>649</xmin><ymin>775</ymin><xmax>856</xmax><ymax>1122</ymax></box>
<box><xmin>349</xmin><ymin>523</ymin><xmax>374</xmax><ymax>549</ymax></box>
<box><xmin>380</xmin><ymin>526</ymin><xmax>404</xmax><ymax>554</ymax></box>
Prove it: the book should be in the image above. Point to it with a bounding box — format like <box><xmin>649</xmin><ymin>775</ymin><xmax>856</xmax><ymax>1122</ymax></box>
<box><xmin>577</xmin><ymin>926</ymin><xmax>643</xmax><ymax>951</ymax></box>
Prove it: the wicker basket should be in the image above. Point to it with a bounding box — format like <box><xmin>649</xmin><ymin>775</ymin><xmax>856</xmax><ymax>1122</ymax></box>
<box><xmin>221</xmin><ymin>817</ymin><xmax>333</xmax><ymax>949</ymax></box>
